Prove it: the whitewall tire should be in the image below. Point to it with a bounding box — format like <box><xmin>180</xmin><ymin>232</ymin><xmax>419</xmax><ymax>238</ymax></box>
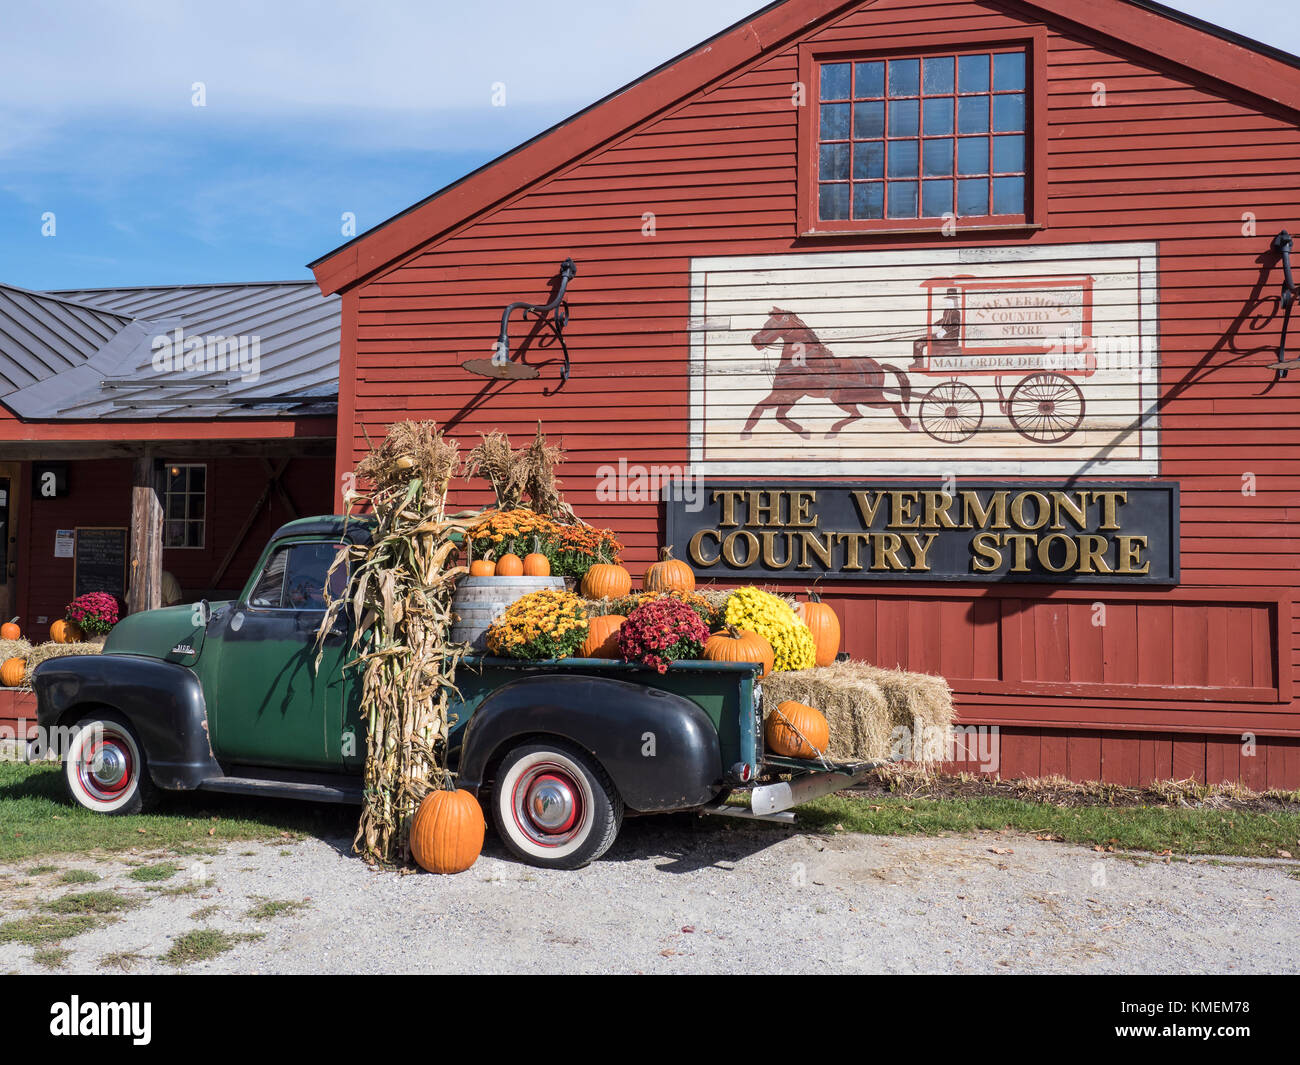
<box><xmin>62</xmin><ymin>712</ymin><xmax>157</xmax><ymax>816</ymax></box>
<box><xmin>491</xmin><ymin>741</ymin><xmax>623</xmax><ymax>869</ymax></box>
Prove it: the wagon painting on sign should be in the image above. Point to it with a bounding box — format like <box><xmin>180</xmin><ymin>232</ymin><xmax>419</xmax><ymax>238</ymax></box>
<box><xmin>688</xmin><ymin>242</ymin><xmax>1159</xmax><ymax>476</ymax></box>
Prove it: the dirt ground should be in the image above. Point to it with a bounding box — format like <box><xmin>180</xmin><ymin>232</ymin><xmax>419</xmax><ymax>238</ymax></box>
<box><xmin>2</xmin><ymin>815</ymin><xmax>1297</xmax><ymax>975</ymax></box>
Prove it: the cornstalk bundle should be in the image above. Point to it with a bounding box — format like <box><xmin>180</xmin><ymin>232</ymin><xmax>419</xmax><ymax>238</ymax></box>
<box><xmin>467</xmin><ymin>421</ymin><xmax>583</xmax><ymax>524</ymax></box>
<box><xmin>319</xmin><ymin>420</ymin><xmax>478</xmax><ymax>866</ymax></box>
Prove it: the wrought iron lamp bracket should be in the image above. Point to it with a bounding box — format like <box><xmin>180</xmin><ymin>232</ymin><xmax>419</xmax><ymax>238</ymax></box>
<box><xmin>1270</xmin><ymin>231</ymin><xmax>1298</xmax><ymax>379</ymax></box>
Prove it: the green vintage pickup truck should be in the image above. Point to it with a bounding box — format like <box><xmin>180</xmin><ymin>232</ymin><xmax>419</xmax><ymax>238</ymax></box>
<box><xmin>32</xmin><ymin>516</ymin><xmax>878</xmax><ymax>868</ymax></box>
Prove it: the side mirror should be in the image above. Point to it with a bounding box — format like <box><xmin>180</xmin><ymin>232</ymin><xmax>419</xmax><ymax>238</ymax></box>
<box><xmin>192</xmin><ymin>599</ymin><xmax>213</xmax><ymax>628</ymax></box>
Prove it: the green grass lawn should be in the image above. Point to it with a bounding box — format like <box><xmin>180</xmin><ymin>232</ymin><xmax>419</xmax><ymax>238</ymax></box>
<box><xmin>0</xmin><ymin>762</ymin><xmax>352</xmax><ymax>863</ymax></box>
<box><xmin>3</xmin><ymin>759</ymin><xmax>1298</xmax><ymax>864</ymax></box>
<box><xmin>793</xmin><ymin>793</ymin><xmax>1300</xmax><ymax>858</ymax></box>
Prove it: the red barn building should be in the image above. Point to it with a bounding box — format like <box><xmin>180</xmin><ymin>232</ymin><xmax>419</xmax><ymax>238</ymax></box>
<box><xmin>312</xmin><ymin>0</ymin><xmax>1300</xmax><ymax>788</ymax></box>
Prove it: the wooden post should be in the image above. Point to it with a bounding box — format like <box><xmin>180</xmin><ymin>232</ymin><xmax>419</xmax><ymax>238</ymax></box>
<box><xmin>128</xmin><ymin>454</ymin><xmax>162</xmax><ymax>614</ymax></box>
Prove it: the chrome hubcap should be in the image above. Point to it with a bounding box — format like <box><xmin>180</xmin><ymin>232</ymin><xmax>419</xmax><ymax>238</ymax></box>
<box><xmin>527</xmin><ymin>775</ymin><xmax>575</xmax><ymax>832</ymax></box>
<box><xmin>91</xmin><ymin>745</ymin><xmax>127</xmax><ymax>788</ymax></box>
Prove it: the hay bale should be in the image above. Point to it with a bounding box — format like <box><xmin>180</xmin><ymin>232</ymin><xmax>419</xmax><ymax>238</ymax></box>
<box><xmin>21</xmin><ymin>641</ymin><xmax>103</xmax><ymax>687</ymax></box>
<box><xmin>762</xmin><ymin>660</ymin><xmax>954</xmax><ymax>763</ymax></box>
<box><xmin>0</xmin><ymin>638</ymin><xmax>32</xmax><ymax>662</ymax></box>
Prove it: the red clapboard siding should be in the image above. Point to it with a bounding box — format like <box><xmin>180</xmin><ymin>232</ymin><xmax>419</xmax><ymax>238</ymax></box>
<box><xmin>326</xmin><ymin>0</ymin><xmax>1300</xmax><ymax>784</ymax></box>
<box><xmin>21</xmin><ymin>456</ymin><xmax>335</xmax><ymax>635</ymax></box>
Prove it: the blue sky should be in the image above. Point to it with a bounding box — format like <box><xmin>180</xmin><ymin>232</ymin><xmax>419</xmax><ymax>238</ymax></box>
<box><xmin>0</xmin><ymin>0</ymin><xmax>1291</xmax><ymax>290</ymax></box>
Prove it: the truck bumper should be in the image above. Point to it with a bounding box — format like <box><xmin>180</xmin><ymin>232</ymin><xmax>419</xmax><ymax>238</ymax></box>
<box><xmin>750</xmin><ymin>760</ymin><xmax>883</xmax><ymax>816</ymax></box>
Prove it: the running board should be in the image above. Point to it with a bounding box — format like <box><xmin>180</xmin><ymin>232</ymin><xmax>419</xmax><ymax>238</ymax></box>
<box><xmin>197</xmin><ymin>776</ymin><xmax>362</xmax><ymax>805</ymax></box>
<box><xmin>700</xmin><ymin>800</ymin><xmax>796</xmax><ymax>824</ymax></box>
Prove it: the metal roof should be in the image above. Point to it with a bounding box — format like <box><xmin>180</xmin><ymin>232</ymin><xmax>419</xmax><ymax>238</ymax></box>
<box><xmin>0</xmin><ymin>281</ymin><xmax>340</xmax><ymax>420</ymax></box>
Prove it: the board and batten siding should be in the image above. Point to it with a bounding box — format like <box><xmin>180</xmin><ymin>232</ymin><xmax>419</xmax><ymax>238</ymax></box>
<box><xmin>338</xmin><ymin>0</ymin><xmax>1300</xmax><ymax>784</ymax></box>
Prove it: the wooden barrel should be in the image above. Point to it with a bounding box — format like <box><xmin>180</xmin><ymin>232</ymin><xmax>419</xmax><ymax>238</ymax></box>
<box><xmin>450</xmin><ymin>576</ymin><xmax>565</xmax><ymax>651</ymax></box>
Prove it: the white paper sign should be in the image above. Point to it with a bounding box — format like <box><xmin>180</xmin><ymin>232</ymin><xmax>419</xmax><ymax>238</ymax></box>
<box><xmin>54</xmin><ymin>529</ymin><xmax>74</xmax><ymax>558</ymax></box>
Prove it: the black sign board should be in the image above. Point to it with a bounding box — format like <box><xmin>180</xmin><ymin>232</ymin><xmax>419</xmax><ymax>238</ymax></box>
<box><xmin>665</xmin><ymin>482</ymin><xmax>1179</xmax><ymax>585</ymax></box>
<box><xmin>74</xmin><ymin>526</ymin><xmax>129</xmax><ymax>600</ymax></box>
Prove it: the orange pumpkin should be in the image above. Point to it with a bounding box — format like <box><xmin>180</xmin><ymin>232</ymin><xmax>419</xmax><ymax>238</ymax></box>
<box><xmin>523</xmin><ymin>552</ymin><xmax>551</xmax><ymax>577</ymax></box>
<box><xmin>581</xmin><ymin>562</ymin><xmax>631</xmax><ymax>600</ymax></box>
<box><xmin>469</xmin><ymin>560</ymin><xmax>497</xmax><ymax>577</ymax></box>
<box><xmin>49</xmin><ymin>619</ymin><xmax>78</xmax><ymax>644</ymax></box>
<box><xmin>496</xmin><ymin>553</ymin><xmax>524</xmax><ymax>577</ymax></box>
<box><xmin>0</xmin><ymin>619</ymin><xmax>20</xmax><ymax>641</ymax></box>
<box><xmin>409</xmin><ymin>788</ymin><xmax>485</xmax><ymax>874</ymax></box>
<box><xmin>643</xmin><ymin>547</ymin><xmax>695</xmax><ymax>594</ymax></box>
<box><xmin>579</xmin><ymin>614</ymin><xmax>626</xmax><ymax>659</ymax></box>
<box><xmin>797</xmin><ymin>591</ymin><xmax>842</xmax><ymax>667</ymax></box>
<box><xmin>702</xmin><ymin>626</ymin><xmax>774</xmax><ymax>679</ymax></box>
<box><xmin>765</xmin><ymin>700</ymin><xmax>829</xmax><ymax>759</ymax></box>
<box><xmin>1</xmin><ymin>657</ymin><xmax>25</xmax><ymax>687</ymax></box>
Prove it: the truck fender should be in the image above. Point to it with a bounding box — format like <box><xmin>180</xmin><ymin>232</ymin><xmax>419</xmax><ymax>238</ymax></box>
<box><xmin>456</xmin><ymin>673</ymin><xmax>723</xmax><ymax>812</ymax></box>
<box><xmin>33</xmin><ymin>654</ymin><xmax>223</xmax><ymax>790</ymax></box>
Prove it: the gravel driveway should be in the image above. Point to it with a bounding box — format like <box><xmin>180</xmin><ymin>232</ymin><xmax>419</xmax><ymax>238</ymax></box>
<box><xmin>2</xmin><ymin>816</ymin><xmax>1297</xmax><ymax>974</ymax></box>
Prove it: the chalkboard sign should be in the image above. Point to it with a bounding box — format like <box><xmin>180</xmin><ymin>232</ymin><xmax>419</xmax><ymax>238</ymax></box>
<box><xmin>74</xmin><ymin>527</ymin><xmax>128</xmax><ymax>600</ymax></box>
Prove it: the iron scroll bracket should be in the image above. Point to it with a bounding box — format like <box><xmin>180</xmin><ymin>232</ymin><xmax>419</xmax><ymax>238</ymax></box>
<box><xmin>1269</xmin><ymin>231</ymin><xmax>1298</xmax><ymax>379</ymax></box>
<box><xmin>462</xmin><ymin>258</ymin><xmax>578</xmax><ymax>385</ymax></box>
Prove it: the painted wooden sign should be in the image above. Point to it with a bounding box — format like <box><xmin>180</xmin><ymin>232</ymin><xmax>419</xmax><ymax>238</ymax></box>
<box><xmin>665</xmin><ymin>482</ymin><xmax>1179</xmax><ymax>584</ymax></box>
<box><xmin>688</xmin><ymin>242</ymin><xmax>1159</xmax><ymax>476</ymax></box>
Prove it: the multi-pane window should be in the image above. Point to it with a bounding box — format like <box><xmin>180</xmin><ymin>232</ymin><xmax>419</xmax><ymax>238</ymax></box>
<box><xmin>163</xmin><ymin>463</ymin><xmax>206</xmax><ymax>549</ymax></box>
<box><xmin>816</xmin><ymin>50</ymin><xmax>1027</xmax><ymax>223</ymax></box>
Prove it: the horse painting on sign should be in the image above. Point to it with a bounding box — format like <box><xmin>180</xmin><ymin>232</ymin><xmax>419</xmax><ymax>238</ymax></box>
<box><xmin>744</xmin><ymin>308</ymin><xmax>915</xmax><ymax>438</ymax></box>
<box><xmin>689</xmin><ymin>242</ymin><xmax>1160</xmax><ymax>478</ymax></box>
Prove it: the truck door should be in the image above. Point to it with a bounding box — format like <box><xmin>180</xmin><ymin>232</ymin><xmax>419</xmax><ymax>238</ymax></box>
<box><xmin>208</xmin><ymin>539</ymin><xmax>350</xmax><ymax>770</ymax></box>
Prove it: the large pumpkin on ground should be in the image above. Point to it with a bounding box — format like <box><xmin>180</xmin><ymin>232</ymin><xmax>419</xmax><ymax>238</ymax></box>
<box><xmin>643</xmin><ymin>547</ymin><xmax>695</xmax><ymax>594</ymax></box>
<box><xmin>409</xmin><ymin>789</ymin><xmax>485</xmax><ymax>874</ymax></box>
<box><xmin>797</xmin><ymin>592</ymin><xmax>842</xmax><ymax>667</ymax></box>
<box><xmin>495</xmin><ymin>553</ymin><xmax>524</xmax><ymax>577</ymax></box>
<box><xmin>1</xmin><ymin>658</ymin><xmax>25</xmax><ymax>687</ymax></box>
<box><xmin>580</xmin><ymin>614</ymin><xmax>626</xmax><ymax>658</ymax></box>
<box><xmin>581</xmin><ymin>563</ymin><xmax>631</xmax><ymax>600</ymax></box>
<box><xmin>765</xmin><ymin>700</ymin><xmax>829</xmax><ymax>759</ymax></box>
<box><xmin>702</xmin><ymin>626</ymin><xmax>774</xmax><ymax>679</ymax></box>
<box><xmin>0</xmin><ymin>620</ymin><xmax>19</xmax><ymax>641</ymax></box>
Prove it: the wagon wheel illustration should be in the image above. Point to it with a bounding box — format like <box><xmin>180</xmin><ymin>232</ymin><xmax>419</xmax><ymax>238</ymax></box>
<box><xmin>918</xmin><ymin>380</ymin><xmax>984</xmax><ymax>443</ymax></box>
<box><xmin>1006</xmin><ymin>372</ymin><xmax>1085</xmax><ymax>443</ymax></box>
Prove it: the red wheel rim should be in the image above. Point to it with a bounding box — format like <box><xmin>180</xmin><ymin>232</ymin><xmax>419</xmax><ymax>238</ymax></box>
<box><xmin>74</xmin><ymin>728</ymin><xmax>136</xmax><ymax>805</ymax></box>
<box><xmin>510</xmin><ymin>761</ymin><xmax>586</xmax><ymax>848</ymax></box>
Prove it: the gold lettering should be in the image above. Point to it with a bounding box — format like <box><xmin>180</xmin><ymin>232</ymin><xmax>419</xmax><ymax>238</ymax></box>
<box><xmin>1115</xmin><ymin>534</ymin><xmax>1149</xmax><ymax>574</ymax></box>
<box><xmin>1077</xmin><ymin>533</ymin><xmax>1112</xmax><ymax>574</ymax></box>
<box><xmin>851</xmin><ymin>490</ymin><xmax>887</xmax><ymax>527</ymax></box>
<box><xmin>888</xmin><ymin>490</ymin><xmax>920</xmax><ymax>529</ymax></box>
<box><xmin>1037</xmin><ymin>532</ymin><xmax>1079</xmax><ymax>573</ymax></box>
<box><xmin>798</xmin><ymin>531</ymin><xmax>834</xmax><ymax>570</ymax></box>
<box><xmin>789</xmin><ymin>490</ymin><xmax>818</xmax><ymax>529</ymax></box>
<box><xmin>900</xmin><ymin>532</ymin><xmax>937</xmax><ymax>571</ymax></box>
<box><xmin>721</xmin><ymin>530</ymin><xmax>760</xmax><ymax>568</ymax></box>
<box><xmin>1051</xmin><ymin>490</ymin><xmax>1089</xmax><ymax>531</ymax></box>
<box><xmin>712</xmin><ymin>490</ymin><xmax>745</xmax><ymax>528</ymax></box>
<box><xmin>1093</xmin><ymin>490</ymin><xmax>1127</xmax><ymax>531</ymax></box>
<box><xmin>837</xmin><ymin>532</ymin><xmax>870</xmax><ymax>571</ymax></box>
<box><xmin>961</xmin><ymin>490</ymin><xmax>1010</xmax><ymax>530</ymax></box>
<box><xmin>745</xmin><ymin>490</ymin><xmax>782</xmax><ymax>527</ymax></box>
<box><xmin>688</xmin><ymin>529</ymin><xmax>722</xmax><ymax>567</ymax></box>
<box><xmin>1003</xmin><ymin>533</ymin><xmax>1035</xmax><ymax>573</ymax></box>
<box><xmin>1009</xmin><ymin>491</ymin><xmax>1050</xmax><ymax>531</ymax></box>
<box><xmin>922</xmin><ymin>491</ymin><xmax>957</xmax><ymax>530</ymax></box>
<box><xmin>760</xmin><ymin>531</ymin><xmax>792</xmax><ymax>569</ymax></box>
<box><xmin>971</xmin><ymin>533</ymin><xmax>1003</xmax><ymax>573</ymax></box>
<box><xmin>870</xmin><ymin>533</ymin><xmax>906</xmax><ymax>571</ymax></box>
